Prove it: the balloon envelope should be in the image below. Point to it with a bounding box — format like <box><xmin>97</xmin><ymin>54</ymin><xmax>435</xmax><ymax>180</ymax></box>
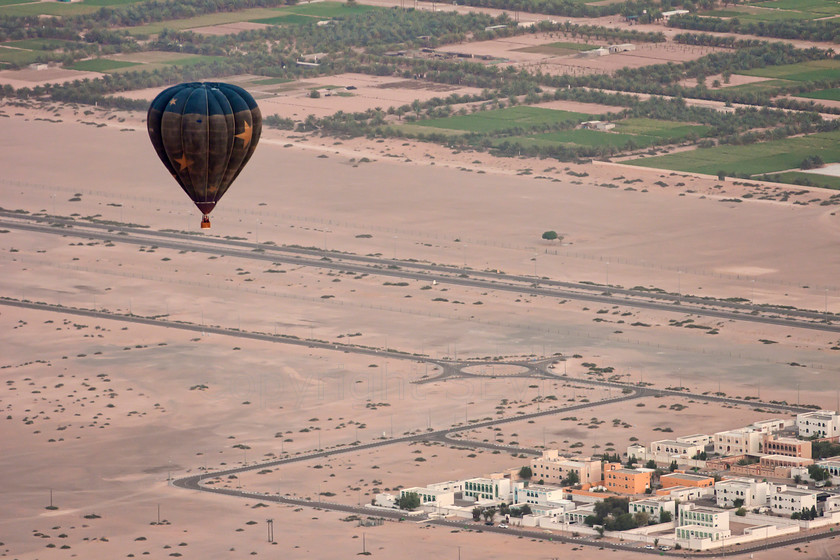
<box><xmin>147</xmin><ymin>82</ymin><xmax>261</xmax><ymax>227</ymax></box>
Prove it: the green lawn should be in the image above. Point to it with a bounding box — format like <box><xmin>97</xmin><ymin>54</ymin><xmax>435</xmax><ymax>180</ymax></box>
<box><xmin>0</xmin><ymin>0</ymin><xmax>35</xmax><ymax>6</ymax></box>
<box><xmin>83</xmin><ymin>0</ymin><xmax>150</xmax><ymax>5</ymax></box>
<box><xmin>415</xmin><ymin>106</ymin><xmax>594</xmax><ymax>133</ymax></box>
<box><xmin>738</xmin><ymin>59</ymin><xmax>840</xmax><ymax>82</ymax></box>
<box><xmin>68</xmin><ymin>58</ymin><xmax>142</xmax><ymax>72</ymax></box>
<box><xmin>797</xmin><ymin>88</ymin><xmax>840</xmax><ymax>102</ymax></box>
<box><xmin>627</xmin><ymin>130</ymin><xmax>840</xmax><ymax>176</ymax></box>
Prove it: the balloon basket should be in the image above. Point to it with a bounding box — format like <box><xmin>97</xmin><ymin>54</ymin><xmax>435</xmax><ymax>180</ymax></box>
<box><xmin>201</xmin><ymin>216</ymin><xmax>211</xmax><ymax>229</ymax></box>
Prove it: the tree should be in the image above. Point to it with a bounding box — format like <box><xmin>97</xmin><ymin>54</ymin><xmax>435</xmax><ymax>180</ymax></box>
<box><xmin>660</xmin><ymin>510</ymin><xmax>672</xmax><ymax>523</ymax></box>
<box><xmin>472</xmin><ymin>507</ymin><xmax>482</xmax><ymax>521</ymax></box>
<box><xmin>482</xmin><ymin>507</ymin><xmax>497</xmax><ymax>523</ymax></box>
<box><xmin>309</xmin><ymin>89</ymin><xmax>321</xmax><ymax>99</ymax></box>
<box><xmin>541</xmin><ymin>230</ymin><xmax>559</xmax><ymax>242</ymax></box>
<box><xmin>733</xmin><ymin>498</ymin><xmax>745</xmax><ymax>508</ymax></box>
<box><xmin>633</xmin><ymin>511</ymin><xmax>650</xmax><ymax>527</ymax></box>
<box><xmin>735</xmin><ymin>507</ymin><xmax>747</xmax><ymax>517</ymax></box>
<box><xmin>645</xmin><ymin>459</ymin><xmax>657</xmax><ymax>469</ymax></box>
<box><xmin>794</xmin><ymin>474</ymin><xmax>803</xmax><ymax>484</ymax></box>
<box><xmin>562</xmin><ymin>470</ymin><xmax>580</xmax><ymax>486</ymax></box>
<box><xmin>808</xmin><ymin>464</ymin><xmax>830</xmax><ymax>482</ymax></box>
<box><xmin>397</xmin><ymin>492</ymin><xmax>420</xmax><ymax>510</ymax></box>
<box><xmin>669</xmin><ymin>460</ymin><xmax>678</xmax><ymax>472</ymax></box>
<box><xmin>518</xmin><ymin>466</ymin><xmax>532</xmax><ymax>480</ymax></box>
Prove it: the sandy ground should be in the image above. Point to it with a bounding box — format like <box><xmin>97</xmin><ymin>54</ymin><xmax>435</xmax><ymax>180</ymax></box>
<box><xmin>4</xmin><ymin>95</ymin><xmax>840</xmax><ymax>559</ymax></box>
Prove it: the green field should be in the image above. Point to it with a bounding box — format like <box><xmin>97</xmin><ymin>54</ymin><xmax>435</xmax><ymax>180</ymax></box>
<box><xmin>499</xmin><ymin>129</ymin><xmax>650</xmax><ymax>149</ymax></box>
<box><xmin>252</xmin><ymin>13</ymin><xmax>319</xmax><ymax>25</ymax></box>
<box><xmin>0</xmin><ymin>1</ymin><xmax>99</xmax><ymax>15</ymax></box>
<box><xmin>738</xmin><ymin>59</ymin><xmax>840</xmax><ymax>82</ymax></box>
<box><xmin>516</xmin><ymin>42</ymin><xmax>600</xmax><ymax>56</ymax></box>
<box><xmin>494</xmin><ymin>118</ymin><xmax>708</xmax><ymax>150</ymax></box>
<box><xmin>0</xmin><ymin>45</ymin><xmax>43</xmax><ymax>66</ymax></box>
<box><xmin>720</xmin><ymin>79</ymin><xmax>793</xmax><ymax>95</ymax></box>
<box><xmin>755</xmin><ymin>0</ymin><xmax>840</xmax><ymax>14</ymax></box>
<box><xmin>415</xmin><ymin>106</ymin><xmax>594</xmax><ymax>133</ymax></box>
<box><xmin>759</xmin><ymin>171</ymin><xmax>840</xmax><ymax>190</ymax></box>
<box><xmin>68</xmin><ymin>58</ymin><xmax>142</xmax><ymax>72</ymax></box>
<box><xmin>251</xmin><ymin>77</ymin><xmax>293</xmax><ymax>85</ymax></box>
<box><xmin>627</xmin><ymin>130</ymin><xmax>840</xmax><ymax>176</ymax></box>
<box><xmin>0</xmin><ymin>0</ymin><xmax>35</xmax><ymax>6</ymax></box>
<box><xmin>613</xmin><ymin>118</ymin><xmax>709</xmax><ymax>139</ymax></box>
<box><xmin>703</xmin><ymin>7</ymin><xmax>820</xmax><ymax>20</ymax></box>
<box><xmin>797</xmin><ymin>88</ymin><xmax>840</xmax><ymax>102</ymax></box>
<box><xmin>283</xmin><ymin>2</ymin><xmax>377</xmax><ymax>17</ymax></box>
<box><xmin>5</xmin><ymin>38</ymin><xmax>82</xmax><ymax>51</ymax></box>
<box><xmin>126</xmin><ymin>8</ymin><xmax>284</xmax><ymax>35</ymax></box>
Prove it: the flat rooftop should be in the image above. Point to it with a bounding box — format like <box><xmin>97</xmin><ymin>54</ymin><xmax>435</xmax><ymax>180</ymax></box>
<box><xmin>663</xmin><ymin>472</ymin><xmax>713</xmax><ymax>482</ymax></box>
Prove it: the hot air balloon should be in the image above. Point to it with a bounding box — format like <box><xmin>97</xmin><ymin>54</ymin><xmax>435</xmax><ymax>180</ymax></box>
<box><xmin>147</xmin><ymin>82</ymin><xmax>262</xmax><ymax>228</ymax></box>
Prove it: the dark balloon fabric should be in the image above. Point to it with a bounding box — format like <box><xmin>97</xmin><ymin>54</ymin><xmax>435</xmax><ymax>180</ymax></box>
<box><xmin>147</xmin><ymin>82</ymin><xmax>261</xmax><ymax>218</ymax></box>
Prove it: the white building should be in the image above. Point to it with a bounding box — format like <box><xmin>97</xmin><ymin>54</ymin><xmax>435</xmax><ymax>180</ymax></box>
<box><xmin>513</xmin><ymin>484</ymin><xmax>565</xmax><ymax>507</ymax></box>
<box><xmin>713</xmin><ymin>429</ymin><xmax>763</xmax><ymax>456</ymax></box>
<box><xmin>463</xmin><ymin>477</ymin><xmax>511</xmax><ymax>502</ymax></box>
<box><xmin>629</xmin><ymin>497</ymin><xmax>675</xmax><ymax>521</ymax></box>
<box><xmin>798</xmin><ymin>411</ymin><xmax>840</xmax><ymax>438</ymax></box>
<box><xmin>751</xmin><ymin>418</ymin><xmax>788</xmax><ymax>434</ymax></box>
<box><xmin>398</xmin><ymin>486</ymin><xmax>455</xmax><ymax>507</ymax></box>
<box><xmin>661</xmin><ymin>485</ymin><xmax>715</xmax><ymax>502</ymax></box>
<box><xmin>660</xmin><ymin>9</ymin><xmax>689</xmax><ymax>20</ymax></box>
<box><xmin>564</xmin><ymin>503</ymin><xmax>596</xmax><ymax>525</ymax></box>
<box><xmin>675</xmin><ymin>524</ymin><xmax>731</xmax><ymax>543</ymax></box>
<box><xmin>715</xmin><ymin>478</ymin><xmax>769</xmax><ymax>508</ymax></box>
<box><xmin>679</xmin><ymin>503</ymin><xmax>730</xmax><ymax>531</ymax></box>
<box><xmin>769</xmin><ymin>485</ymin><xmax>819</xmax><ymax>517</ymax></box>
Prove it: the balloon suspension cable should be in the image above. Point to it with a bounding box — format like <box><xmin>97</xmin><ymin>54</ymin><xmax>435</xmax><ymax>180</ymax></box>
<box><xmin>201</xmin><ymin>215</ymin><xmax>211</xmax><ymax>229</ymax></box>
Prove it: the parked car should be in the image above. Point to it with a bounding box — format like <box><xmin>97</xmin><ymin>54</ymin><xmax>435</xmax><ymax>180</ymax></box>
<box><xmin>498</xmin><ymin>523</ymin><xmax>508</xmax><ymax>528</ymax></box>
<box><xmin>644</xmin><ymin>545</ymin><xmax>655</xmax><ymax>550</ymax></box>
<box><xmin>659</xmin><ymin>545</ymin><xmax>672</xmax><ymax>551</ymax></box>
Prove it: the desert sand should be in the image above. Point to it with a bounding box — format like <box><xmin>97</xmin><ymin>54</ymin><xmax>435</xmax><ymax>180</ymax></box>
<box><xmin>3</xmin><ymin>94</ymin><xmax>840</xmax><ymax>559</ymax></box>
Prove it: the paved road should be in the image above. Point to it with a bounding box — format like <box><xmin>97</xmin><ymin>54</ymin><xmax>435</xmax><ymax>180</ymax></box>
<box><xmin>4</xmin><ymin>297</ymin><xmax>825</xmax><ymax>556</ymax></box>
<box><xmin>3</xmin><ymin>213</ymin><xmax>839</xmax><ymax>333</ymax></box>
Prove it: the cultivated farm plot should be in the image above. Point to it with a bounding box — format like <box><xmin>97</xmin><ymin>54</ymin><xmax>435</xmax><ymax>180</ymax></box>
<box><xmin>759</xmin><ymin>171</ymin><xmax>840</xmax><ymax>190</ymax></box>
<box><xmin>494</xmin><ymin>118</ymin><xmax>708</xmax><ymax>150</ymax></box>
<box><xmin>753</xmin><ymin>0</ymin><xmax>840</xmax><ymax>15</ymax></box>
<box><xmin>515</xmin><ymin>41</ymin><xmax>601</xmax><ymax>56</ymax></box>
<box><xmin>67</xmin><ymin>53</ymin><xmax>225</xmax><ymax>74</ymax></box>
<box><xmin>68</xmin><ymin>59</ymin><xmax>142</xmax><ymax>72</ymax></box>
<box><xmin>0</xmin><ymin>46</ymin><xmax>42</xmax><ymax>67</ymax></box>
<box><xmin>738</xmin><ymin>59</ymin><xmax>840</xmax><ymax>82</ymax></box>
<box><xmin>702</xmin><ymin>6</ymin><xmax>822</xmax><ymax>20</ymax></box>
<box><xmin>798</xmin><ymin>88</ymin><xmax>840</xmax><ymax>102</ymax></box>
<box><xmin>0</xmin><ymin>0</ymin><xmax>99</xmax><ymax>15</ymax></box>
<box><xmin>627</xmin><ymin>130</ymin><xmax>840</xmax><ymax>177</ymax></box>
<box><xmin>414</xmin><ymin>106</ymin><xmax>594</xmax><ymax>134</ymax></box>
<box><xmin>127</xmin><ymin>1</ymin><xmax>376</xmax><ymax>35</ymax></box>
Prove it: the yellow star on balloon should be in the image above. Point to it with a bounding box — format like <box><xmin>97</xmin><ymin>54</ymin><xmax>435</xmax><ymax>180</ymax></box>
<box><xmin>169</xmin><ymin>97</ymin><xmax>177</xmax><ymax>106</ymax></box>
<box><xmin>173</xmin><ymin>154</ymin><xmax>193</xmax><ymax>171</ymax></box>
<box><xmin>235</xmin><ymin>121</ymin><xmax>253</xmax><ymax>147</ymax></box>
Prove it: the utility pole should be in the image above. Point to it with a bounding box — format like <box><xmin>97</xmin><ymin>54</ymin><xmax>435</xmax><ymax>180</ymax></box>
<box><xmin>267</xmin><ymin>519</ymin><xmax>274</xmax><ymax>542</ymax></box>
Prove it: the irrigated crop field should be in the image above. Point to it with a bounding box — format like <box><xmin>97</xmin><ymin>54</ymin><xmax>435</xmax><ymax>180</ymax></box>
<box><xmin>628</xmin><ymin>129</ymin><xmax>840</xmax><ymax>177</ymax></box>
<box><xmin>414</xmin><ymin>106</ymin><xmax>595</xmax><ymax>133</ymax></box>
<box><xmin>738</xmin><ymin>59</ymin><xmax>840</xmax><ymax>82</ymax></box>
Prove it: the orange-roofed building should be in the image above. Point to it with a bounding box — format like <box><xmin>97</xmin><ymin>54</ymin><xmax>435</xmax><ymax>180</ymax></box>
<box><xmin>604</xmin><ymin>463</ymin><xmax>652</xmax><ymax>495</ymax></box>
<box><xmin>660</xmin><ymin>472</ymin><xmax>714</xmax><ymax>489</ymax></box>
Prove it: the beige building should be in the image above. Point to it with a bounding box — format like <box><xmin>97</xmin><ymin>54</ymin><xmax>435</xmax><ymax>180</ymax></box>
<box><xmin>713</xmin><ymin>429</ymin><xmax>763</xmax><ymax>456</ymax></box>
<box><xmin>769</xmin><ymin>485</ymin><xmax>818</xmax><ymax>517</ymax></box>
<box><xmin>530</xmin><ymin>450</ymin><xmax>602</xmax><ymax>485</ymax></box>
